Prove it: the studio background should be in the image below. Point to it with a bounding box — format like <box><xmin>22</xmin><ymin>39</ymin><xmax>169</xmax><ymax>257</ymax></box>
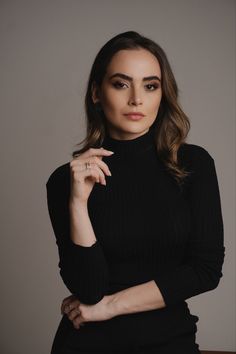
<box><xmin>0</xmin><ymin>0</ymin><xmax>235</xmax><ymax>353</ymax></box>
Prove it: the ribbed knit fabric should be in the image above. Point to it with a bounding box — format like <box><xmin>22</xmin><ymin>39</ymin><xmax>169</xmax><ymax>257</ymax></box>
<box><xmin>46</xmin><ymin>127</ymin><xmax>225</xmax><ymax>353</ymax></box>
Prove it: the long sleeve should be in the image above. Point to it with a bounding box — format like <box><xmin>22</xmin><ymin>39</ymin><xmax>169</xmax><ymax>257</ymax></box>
<box><xmin>45</xmin><ymin>130</ymin><xmax>227</xmax><ymax>351</ymax></box>
<box><xmin>46</xmin><ymin>163</ymin><xmax>109</xmax><ymax>305</ymax></box>
<box><xmin>154</xmin><ymin>146</ymin><xmax>225</xmax><ymax>306</ymax></box>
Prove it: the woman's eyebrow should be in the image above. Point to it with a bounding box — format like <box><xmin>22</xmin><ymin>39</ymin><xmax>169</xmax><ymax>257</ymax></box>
<box><xmin>109</xmin><ymin>73</ymin><xmax>161</xmax><ymax>82</ymax></box>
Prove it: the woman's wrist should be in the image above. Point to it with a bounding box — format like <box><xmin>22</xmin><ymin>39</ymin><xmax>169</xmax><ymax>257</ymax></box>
<box><xmin>69</xmin><ymin>198</ymin><xmax>97</xmax><ymax>246</ymax></box>
<box><xmin>69</xmin><ymin>197</ymin><xmax>87</xmax><ymax>211</ymax></box>
<box><xmin>104</xmin><ymin>294</ymin><xmax>122</xmax><ymax>318</ymax></box>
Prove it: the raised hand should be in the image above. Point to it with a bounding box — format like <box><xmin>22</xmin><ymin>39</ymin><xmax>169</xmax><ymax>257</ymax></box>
<box><xmin>70</xmin><ymin>147</ymin><xmax>114</xmax><ymax>204</ymax></box>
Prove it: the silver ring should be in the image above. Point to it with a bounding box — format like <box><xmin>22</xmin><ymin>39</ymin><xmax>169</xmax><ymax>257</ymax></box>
<box><xmin>85</xmin><ymin>162</ymin><xmax>91</xmax><ymax>169</ymax></box>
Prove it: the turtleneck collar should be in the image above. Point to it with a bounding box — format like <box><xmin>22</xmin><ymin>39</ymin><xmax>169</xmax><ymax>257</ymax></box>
<box><xmin>102</xmin><ymin>127</ymin><xmax>155</xmax><ymax>156</ymax></box>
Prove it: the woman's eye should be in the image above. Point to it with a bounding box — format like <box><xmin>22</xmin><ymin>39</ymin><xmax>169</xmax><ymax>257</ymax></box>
<box><xmin>145</xmin><ymin>83</ymin><xmax>159</xmax><ymax>91</ymax></box>
<box><xmin>111</xmin><ymin>81</ymin><xmax>160</xmax><ymax>91</ymax></box>
<box><xmin>112</xmin><ymin>81</ymin><xmax>128</xmax><ymax>89</ymax></box>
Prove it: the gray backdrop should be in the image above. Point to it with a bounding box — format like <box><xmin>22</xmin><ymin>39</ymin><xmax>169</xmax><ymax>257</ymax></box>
<box><xmin>1</xmin><ymin>0</ymin><xmax>235</xmax><ymax>353</ymax></box>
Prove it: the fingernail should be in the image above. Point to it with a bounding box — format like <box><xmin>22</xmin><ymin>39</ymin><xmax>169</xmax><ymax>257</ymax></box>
<box><xmin>106</xmin><ymin>151</ymin><xmax>114</xmax><ymax>154</ymax></box>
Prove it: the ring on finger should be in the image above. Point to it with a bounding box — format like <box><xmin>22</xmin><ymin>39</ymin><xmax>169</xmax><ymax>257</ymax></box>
<box><xmin>85</xmin><ymin>161</ymin><xmax>92</xmax><ymax>169</ymax></box>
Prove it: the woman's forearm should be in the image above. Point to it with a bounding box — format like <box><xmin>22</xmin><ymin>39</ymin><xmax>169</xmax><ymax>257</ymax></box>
<box><xmin>69</xmin><ymin>199</ymin><xmax>97</xmax><ymax>246</ymax></box>
<box><xmin>106</xmin><ymin>280</ymin><xmax>166</xmax><ymax>317</ymax></box>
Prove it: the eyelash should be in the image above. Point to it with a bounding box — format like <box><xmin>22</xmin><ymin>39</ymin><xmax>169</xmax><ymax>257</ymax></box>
<box><xmin>112</xmin><ymin>81</ymin><xmax>160</xmax><ymax>91</ymax></box>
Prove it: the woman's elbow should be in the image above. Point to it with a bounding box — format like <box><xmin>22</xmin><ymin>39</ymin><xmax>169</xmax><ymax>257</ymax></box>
<box><xmin>60</xmin><ymin>271</ymin><xmax>108</xmax><ymax>305</ymax></box>
<box><xmin>198</xmin><ymin>266</ymin><xmax>224</xmax><ymax>294</ymax></box>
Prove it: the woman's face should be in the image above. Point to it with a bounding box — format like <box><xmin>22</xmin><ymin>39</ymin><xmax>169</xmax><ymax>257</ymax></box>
<box><xmin>92</xmin><ymin>48</ymin><xmax>162</xmax><ymax>140</ymax></box>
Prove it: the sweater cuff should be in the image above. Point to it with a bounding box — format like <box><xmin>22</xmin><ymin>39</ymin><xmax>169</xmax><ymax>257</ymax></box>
<box><xmin>69</xmin><ymin>238</ymin><xmax>99</xmax><ymax>250</ymax></box>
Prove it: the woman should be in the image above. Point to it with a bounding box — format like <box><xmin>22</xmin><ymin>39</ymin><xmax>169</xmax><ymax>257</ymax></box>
<box><xmin>46</xmin><ymin>31</ymin><xmax>225</xmax><ymax>353</ymax></box>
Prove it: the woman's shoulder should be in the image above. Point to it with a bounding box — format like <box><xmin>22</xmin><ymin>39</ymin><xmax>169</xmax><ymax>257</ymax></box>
<box><xmin>177</xmin><ymin>143</ymin><xmax>217</xmax><ymax>190</ymax></box>
<box><xmin>178</xmin><ymin>142</ymin><xmax>215</xmax><ymax>167</ymax></box>
<box><xmin>46</xmin><ymin>161</ymin><xmax>70</xmax><ymax>189</ymax></box>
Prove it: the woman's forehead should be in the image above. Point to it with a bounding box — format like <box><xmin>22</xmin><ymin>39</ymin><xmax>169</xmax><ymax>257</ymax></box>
<box><xmin>106</xmin><ymin>49</ymin><xmax>161</xmax><ymax>79</ymax></box>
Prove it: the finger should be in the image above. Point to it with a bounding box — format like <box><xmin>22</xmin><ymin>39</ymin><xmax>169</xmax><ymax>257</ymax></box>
<box><xmin>62</xmin><ymin>298</ymin><xmax>80</xmax><ymax>315</ymax></box>
<box><xmin>62</xmin><ymin>295</ymin><xmax>75</xmax><ymax>305</ymax></box>
<box><xmin>70</xmin><ymin>161</ymin><xmax>111</xmax><ymax>186</ymax></box>
<box><xmin>71</xmin><ymin>165</ymin><xmax>106</xmax><ymax>186</ymax></box>
<box><xmin>70</xmin><ymin>148</ymin><xmax>112</xmax><ymax>165</ymax></box>
<box><xmin>68</xmin><ymin>307</ymin><xmax>81</xmax><ymax>321</ymax></box>
<box><xmin>63</xmin><ymin>303</ymin><xmax>73</xmax><ymax>315</ymax></box>
<box><xmin>62</xmin><ymin>302</ymin><xmax>71</xmax><ymax>315</ymax></box>
<box><xmin>73</xmin><ymin>315</ymin><xmax>85</xmax><ymax>330</ymax></box>
<box><xmin>91</xmin><ymin>163</ymin><xmax>107</xmax><ymax>185</ymax></box>
<box><xmin>73</xmin><ymin>156</ymin><xmax>112</xmax><ymax>177</ymax></box>
<box><xmin>61</xmin><ymin>295</ymin><xmax>75</xmax><ymax>308</ymax></box>
<box><xmin>76</xmin><ymin>147</ymin><xmax>114</xmax><ymax>160</ymax></box>
<box><xmin>61</xmin><ymin>295</ymin><xmax>76</xmax><ymax>314</ymax></box>
<box><xmin>64</xmin><ymin>302</ymin><xmax>80</xmax><ymax>315</ymax></box>
<box><xmin>90</xmin><ymin>156</ymin><xmax>112</xmax><ymax>177</ymax></box>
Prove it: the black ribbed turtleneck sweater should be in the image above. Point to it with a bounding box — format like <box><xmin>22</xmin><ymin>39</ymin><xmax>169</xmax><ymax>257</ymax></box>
<box><xmin>46</xmin><ymin>128</ymin><xmax>225</xmax><ymax>352</ymax></box>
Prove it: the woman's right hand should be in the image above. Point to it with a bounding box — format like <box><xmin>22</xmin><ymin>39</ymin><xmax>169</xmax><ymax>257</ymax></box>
<box><xmin>69</xmin><ymin>147</ymin><xmax>114</xmax><ymax>204</ymax></box>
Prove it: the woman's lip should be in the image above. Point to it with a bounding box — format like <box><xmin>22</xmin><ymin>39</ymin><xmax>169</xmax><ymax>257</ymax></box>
<box><xmin>124</xmin><ymin>114</ymin><xmax>145</xmax><ymax>120</ymax></box>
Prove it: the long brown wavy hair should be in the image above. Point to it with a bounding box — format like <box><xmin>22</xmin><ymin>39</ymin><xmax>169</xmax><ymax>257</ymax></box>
<box><xmin>72</xmin><ymin>31</ymin><xmax>191</xmax><ymax>186</ymax></box>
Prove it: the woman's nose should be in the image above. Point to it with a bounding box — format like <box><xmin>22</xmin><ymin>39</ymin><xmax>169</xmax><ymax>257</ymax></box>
<box><xmin>128</xmin><ymin>88</ymin><xmax>143</xmax><ymax>106</ymax></box>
